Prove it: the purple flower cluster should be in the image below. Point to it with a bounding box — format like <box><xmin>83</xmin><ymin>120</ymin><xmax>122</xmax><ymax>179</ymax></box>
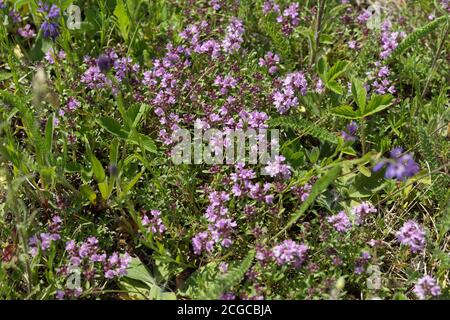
<box><xmin>259</xmin><ymin>52</ymin><xmax>280</xmax><ymax>75</ymax></box>
<box><xmin>414</xmin><ymin>275</ymin><xmax>441</xmax><ymax>300</ymax></box>
<box><xmin>273</xmin><ymin>71</ymin><xmax>308</xmax><ymax>114</ymax></box>
<box><xmin>272</xmin><ymin>239</ymin><xmax>308</xmax><ymax>268</ymax></box>
<box><xmin>264</xmin><ymin>155</ymin><xmax>291</xmax><ymax>179</ymax></box>
<box><xmin>276</xmin><ymin>3</ymin><xmax>300</xmax><ymax>35</ymax></box>
<box><xmin>351</xmin><ymin>202</ymin><xmax>377</xmax><ymax>225</ymax></box>
<box><xmin>230</xmin><ymin>163</ymin><xmax>274</xmax><ymax>204</ymax></box>
<box><xmin>81</xmin><ymin>55</ymin><xmax>114</xmax><ymax>90</ymax></box>
<box><xmin>66</xmin><ymin>97</ymin><xmax>81</xmax><ymax>112</ymax></box>
<box><xmin>39</xmin><ymin>2</ymin><xmax>60</xmax><ymax>40</ymax></box>
<box><xmin>192</xmin><ymin>191</ymin><xmax>236</xmax><ymax>255</ymax></box>
<box><xmin>55</xmin><ymin>237</ymin><xmax>130</xmax><ymax>299</ymax></box>
<box><xmin>357</xmin><ymin>10</ymin><xmax>371</xmax><ymax>25</ymax></box>
<box><xmin>222</xmin><ymin>18</ymin><xmax>245</xmax><ymax>53</ymax></box>
<box><xmin>262</xmin><ymin>0</ymin><xmax>280</xmax><ymax>14</ymax></box>
<box><xmin>44</xmin><ymin>48</ymin><xmax>66</xmax><ymax>64</ymax></box>
<box><xmin>396</xmin><ymin>220</ymin><xmax>426</xmax><ymax>253</ymax></box>
<box><xmin>63</xmin><ymin>237</ymin><xmax>131</xmax><ymax>279</ymax></box>
<box><xmin>327</xmin><ymin>211</ymin><xmax>352</xmax><ymax>233</ymax></box>
<box><xmin>441</xmin><ymin>0</ymin><xmax>450</xmax><ymax>12</ymax></box>
<box><xmin>214</xmin><ymin>75</ymin><xmax>237</xmax><ymax>95</ymax></box>
<box><xmin>18</xmin><ymin>24</ymin><xmax>36</xmax><ymax>38</ymax></box>
<box><xmin>379</xmin><ymin>20</ymin><xmax>405</xmax><ymax>59</ymax></box>
<box><xmin>29</xmin><ymin>215</ymin><xmax>62</xmax><ymax>256</ymax></box>
<box><xmin>104</xmin><ymin>252</ymin><xmax>132</xmax><ymax>279</ymax></box>
<box><xmin>341</xmin><ymin>121</ymin><xmax>358</xmax><ymax>142</ymax></box>
<box><xmin>142</xmin><ymin>209</ymin><xmax>166</xmax><ymax>235</ymax></box>
<box><xmin>367</xmin><ymin>62</ymin><xmax>396</xmax><ymax>95</ymax></box>
<box><xmin>291</xmin><ymin>182</ymin><xmax>312</xmax><ymax>202</ymax></box>
<box><xmin>8</xmin><ymin>10</ymin><xmax>22</xmax><ymax>24</ymax></box>
<box><xmin>354</xmin><ymin>251</ymin><xmax>371</xmax><ymax>274</ymax></box>
<box><xmin>373</xmin><ymin>147</ymin><xmax>420</xmax><ymax>181</ymax></box>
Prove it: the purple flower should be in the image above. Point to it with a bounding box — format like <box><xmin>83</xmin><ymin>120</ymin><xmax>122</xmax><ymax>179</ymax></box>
<box><xmin>273</xmin><ymin>71</ymin><xmax>308</xmax><ymax>114</ymax></box>
<box><xmin>219</xmin><ymin>262</ymin><xmax>228</xmax><ymax>273</ymax></box>
<box><xmin>47</xmin><ymin>4</ymin><xmax>60</xmax><ymax>19</ymax></box>
<box><xmin>414</xmin><ymin>275</ymin><xmax>441</xmax><ymax>300</ymax></box>
<box><xmin>272</xmin><ymin>239</ymin><xmax>308</xmax><ymax>268</ymax></box>
<box><xmin>373</xmin><ymin>148</ymin><xmax>420</xmax><ymax>181</ymax></box>
<box><xmin>263</xmin><ymin>155</ymin><xmax>291</xmax><ymax>179</ymax></box>
<box><xmin>354</xmin><ymin>251</ymin><xmax>371</xmax><ymax>274</ymax></box>
<box><xmin>259</xmin><ymin>51</ymin><xmax>280</xmax><ymax>75</ymax></box>
<box><xmin>341</xmin><ymin>121</ymin><xmax>358</xmax><ymax>142</ymax></box>
<box><xmin>327</xmin><ymin>211</ymin><xmax>352</xmax><ymax>233</ymax></box>
<box><xmin>357</xmin><ymin>10</ymin><xmax>371</xmax><ymax>25</ymax></box>
<box><xmin>291</xmin><ymin>182</ymin><xmax>312</xmax><ymax>202</ymax></box>
<box><xmin>222</xmin><ymin>18</ymin><xmax>245</xmax><ymax>53</ymax></box>
<box><xmin>262</xmin><ymin>0</ymin><xmax>280</xmax><ymax>14</ymax></box>
<box><xmin>141</xmin><ymin>209</ymin><xmax>166</xmax><ymax>235</ymax></box>
<box><xmin>18</xmin><ymin>24</ymin><xmax>36</xmax><ymax>38</ymax></box>
<box><xmin>348</xmin><ymin>40</ymin><xmax>358</xmax><ymax>50</ymax></box>
<box><xmin>41</xmin><ymin>21</ymin><xmax>59</xmax><ymax>40</ymax></box>
<box><xmin>67</xmin><ymin>97</ymin><xmax>80</xmax><ymax>111</ymax></box>
<box><xmin>351</xmin><ymin>202</ymin><xmax>376</xmax><ymax>225</ymax></box>
<box><xmin>396</xmin><ymin>220</ymin><xmax>426</xmax><ymax>253</ymax></box>
<box><xmin>9</xmin><ymin>10</ymin><xmax>22</xmax><ymax>24</ymax></box>
<box><xmin>209</xmin><ymin>0</ymin><xmax>222</xmax><ymax>10</ymax></box>
<box><xmin>220</xmin><ymin>293</ymin><xmax>236</xmax><ymax>300</ymax></box>
<box><xmin>277</xmin><ymin>3</ymin><xmax>300</xmax><ymax>35</ymax></box>
<box><xmin>56</xmin><ymin>290</ymin><xmax>65</xmax><ymax>300</ymax></box>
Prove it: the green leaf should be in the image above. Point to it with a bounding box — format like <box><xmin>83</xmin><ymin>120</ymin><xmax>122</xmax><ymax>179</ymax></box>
<box><xmin>44</xmin><ymin>114</ymin><xmax>54</xmax><ymax>156</ymax></box>
<box><xmin>275</xmin><ymin>165</ymin><xmax>342</xmax><ymax>237</ymax></box>
<box><xmin>326</xmin><ymin>60</ymin><xmax>348</xmax><ymax>81</ymax></box>
<box><xmin>109</xmin><ymin>139</ymin><xmax>119</xmax><ymax>165</ymax></box>
<box><xmin>351</xmin><ymin>77</ymin><xmax>367</xmax><ymax>113</ymax></box>
<box><xmin>97</xmin><ymin>117</ymin><xmax>129</xmax><ymax>139</ymax></box>
<box><xmin>114</xmin><ymin>0</ymin><xmax>131</xmax><ymax>41</ymax></box>
<box><xmin>317</xmin><ymin>56</ymin><xmax>327</xmax><ymax>76</ymax></box>
<box><xmin>268</xmin><ymin>116</ymin><xmax>338</xmax><ymax>144</ymax></box>
<box><xmin>90</xmin><ymin>154</ymin><xmax>106</xmax><ymax>183</ymax></box>
<box><xmin>331</xmin><ymin>105</ymin><xmax>360</xmax><ymax>119</ymax></box>
<box><xmin>80</xmin><ymin>184</ymin><xmax>97</xmax><ymax>203</ymax></box>
<box><xmin>363</xmin><ymin>94</ymin><xmax>393</xmax><ymax>117</ymax></box>
<box><xmin>387</xmin><ymin>15</ymin><xmax>449</xmax><ymax>62</ymax></box>
<box><xmin>325</xmin><ymin>80</ymin><xmax>344</xmax><ymax>95</ymax></box>
<box><xmin>119</xmin><ymin>257</ymin><xmax>176</xmax><ymax>300</ymax></box>
<box><xmin>98</xmin><ymin>181</ymin><xmax>110</xmax><ymax>200</ymax></box>
<box><xmin>130</xmin><ymin>133</ymin><xmax>157</xmax><ymax>153</ymax></box>
<box><xmin>181</xmin><ymin>250</ymin><xmax>255</xmax><ymax>299</ymax></box>
<box><xmin>119</xmin><ymin>169</ymin><xmax>144</xmax><ymax>198</ymax></box>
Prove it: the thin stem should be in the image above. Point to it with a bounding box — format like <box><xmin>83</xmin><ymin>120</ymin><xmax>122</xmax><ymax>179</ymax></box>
<box><xmin>309</xmin><ymin>0</ymin><xmax>326</xmax><ymax>68</ymax></box>
<box><xmin>360</xmin><ymin>118</ymin><xmax>367</xmax><ymax>155</ymax></box>
<box><xmin>421</xmin><ymin>23</ymin><xmax>449</xmax><ymax>98</ymax></box>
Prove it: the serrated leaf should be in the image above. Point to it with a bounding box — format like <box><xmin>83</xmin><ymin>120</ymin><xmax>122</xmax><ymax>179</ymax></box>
<box><xmin>114</xmin><ymin>0</ymin><xmax>131</xmax><ymax>41</ymax></box>
<box><xmin>364</xmin><ymin>94</ymin><xmax>393</xmax><ymax>117</ymax></box>
<box><xmin>326</xmin><ymin>60</ymin><xmax>348</xmax><ymax>81</ymax></box>
<box><xmin>331</xmin><ymin>105</ymin><xmax>360</xmax><ymax>119</ymax></box>
<box><xmin>97</xmin><ymin>117</ymin><xmax>129</xmax><ymax>139</ymax></box>
<box><xmin>326</xmin><ymin>80</ymin><xmax>344</xmax><ymax>95</ymax></box>
<box><xmin>351</xmin><ymin>77</ymin><xmax>367</xmax><ymax>113</ymax></box>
